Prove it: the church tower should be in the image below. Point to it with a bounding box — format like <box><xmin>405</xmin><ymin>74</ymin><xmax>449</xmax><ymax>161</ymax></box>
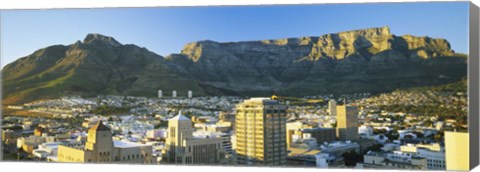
<box><xmin>165</xmin><ymin>111</ymin><xmax>192</xmax><ymax>163</ymax></box>
<box><xmin>85</xmin><ymin>121</ymin><xmax>114</xmax><ymax>162</ymax></box>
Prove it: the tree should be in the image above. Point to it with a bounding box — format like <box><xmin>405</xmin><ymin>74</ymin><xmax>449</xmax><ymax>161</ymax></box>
<box><xmin>342</xmin><ymin>150</ymin><xmax>362</xmax><ymax>166</ymax></box>
<box><xmin>155</xmin><ymin>122</ymin><xmax>168</xmax><ymax>129</ymax></box>
<box><xmin>385</xmin><ymin>132</ymin><xmax>399</xmax><ymax>140</ymax></box>
<box><xmin>373</xmin><ymin>128</ymin><xmax>387</xmax><ymax>135</ymax></box>
<box><xmin>433</xmin><ymin>134</ymin><xmax>443</xmax><ymax>142</ymax></box>
<box><xmin>365</xmin><ymin>144</ymin><xmax>383</xmax><ymax>153</ymax></box>
<box><xmin>331</xmin><ymin>122</ymin><xmax>337</xmax><ymax>128</ymax></box>
<box><xmin>423</xmin><ymin>120</ymin><xmax>433</xmax><ymax>127</ymax></box>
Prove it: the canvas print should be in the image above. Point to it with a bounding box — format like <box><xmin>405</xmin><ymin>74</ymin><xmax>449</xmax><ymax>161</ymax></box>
<box><xmin>0</xmin><ymin>1</ymin><xmax>473</xmax><ymax>171</ymax></box>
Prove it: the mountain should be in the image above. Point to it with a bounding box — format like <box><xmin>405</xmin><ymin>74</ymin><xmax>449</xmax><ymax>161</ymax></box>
<box><xmin>2</xmin><ymin>27</ymin><xmax>467</xmax><ymax>104</ymax></box>
<box><xmin>2</xmin><ymin>34</ymin><xmax>209</xmax><ymax>104</ymax></box>
<box><xmin>167</xmin><ymin>26</ymin><xmax>466</xmax><ymax>96</ymax></box>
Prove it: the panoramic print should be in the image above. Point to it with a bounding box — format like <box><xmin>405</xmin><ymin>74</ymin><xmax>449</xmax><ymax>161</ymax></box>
<box><xmin>0</xmin><ymin>1</ymin><xmax>470</xmax><ymax>170</ymax></box>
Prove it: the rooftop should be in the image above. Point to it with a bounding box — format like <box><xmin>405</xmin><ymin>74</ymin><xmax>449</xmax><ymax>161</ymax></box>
<box><xmin>288</xmin><ymin>147</ymin><xmax>321</xmax><ymax>156</ymax></box>
<box><xmin>113</xmin><ymin>140</ymin><xmax>148</xmax><ymax>148</ymax></box>
<box><xmin>90</xmin><ymin>121</ymin><xmax>111</xmax><ymax>132</ymax></box>
<box><xmin>170</xmin><ymin>111</ymin><xmax>190</xmax><ymax>121</ymax></box>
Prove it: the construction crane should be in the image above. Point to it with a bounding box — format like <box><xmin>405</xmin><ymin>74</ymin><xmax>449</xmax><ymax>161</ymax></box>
<box><xmin>271</xmin><ymin>95</ymin><xmax>324</xmax><ymax>105</ymax></box>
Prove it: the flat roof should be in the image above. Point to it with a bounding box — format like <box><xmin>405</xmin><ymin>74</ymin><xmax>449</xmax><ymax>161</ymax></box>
<box><xmin>113</xmin><ymin>140</ymin><xmax>148</xmax><ymax>148</ymax></box>
<box><xmin>288</xmin><ymin>147</ymin><xmax>321</xmax><ymax>156</ymax></box>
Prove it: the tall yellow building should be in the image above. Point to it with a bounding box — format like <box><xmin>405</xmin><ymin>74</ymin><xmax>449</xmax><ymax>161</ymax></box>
<box><xmin>235</xmin><ymin>98</ymin><xmax>288</xmax><ymax>165</ymax></box>
<box><xmin>165</xmin><ymin>111</ymin><xmax>224</xmax><ymax>164</ymax></box>
<box><xmin>336</xmin><ymin>105</ymin><xmax>359</xmax><ymax>141</ymax></box>
<box><xmin>445</xmin><ymin>131</ymin><xmax>469</xmax><ymax>170</ymax></box>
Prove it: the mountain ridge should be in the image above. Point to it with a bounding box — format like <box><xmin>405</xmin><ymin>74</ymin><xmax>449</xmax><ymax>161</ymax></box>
<box><xmin>2</xmin><ymin>27</ymin><xmax>467</xmax><ymax>104</ymax></box>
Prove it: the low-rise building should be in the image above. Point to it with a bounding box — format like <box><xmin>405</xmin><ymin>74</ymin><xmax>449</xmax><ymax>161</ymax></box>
<box><xmin>399</xmin><ymin>143</ymin><xmax>445</xmax><ymax>170</ymax></box>
<box><xmin>357</xmin><ymin>151</ymin><xmax>427</xmax><ymax>170</ymax></box>
<box><xmin>2</xmin><ymin>129</ymin><xmax>17</xmax><ymax>145</ymax></box>
<box><xmin>17</xmin><ymin>135</ymin><xmax>47</xmax><ymax>151</ymax></box>
<box><xmin>318</xmin><ymin>141</ymin><xmax>360</xmax><ymax>157</ymax></box>
<box><xmin>57</xmin><ymin>122</ymin><xmax>153</xmax><ymax>164</ymax></box>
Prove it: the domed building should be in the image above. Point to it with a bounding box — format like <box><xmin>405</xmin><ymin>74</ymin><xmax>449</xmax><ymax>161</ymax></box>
<box><xmin>57</xmin><ymin>121</ymin><xmax>153</xmax><ymax>164</ymax></box>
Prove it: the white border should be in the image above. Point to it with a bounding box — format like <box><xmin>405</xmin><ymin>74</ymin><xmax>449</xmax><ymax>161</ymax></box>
<box><xmin>0</xmin><ymin>0</ymin><xmax>479</xmax><ymax>172</ymax></box>
<box><xmin>0</xmin><ymin>0</ymin><xmax>471</xmax><ymax>10</ymax></box>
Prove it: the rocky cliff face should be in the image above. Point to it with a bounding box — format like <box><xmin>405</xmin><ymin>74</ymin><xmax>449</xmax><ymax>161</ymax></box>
<box><xmin>2</xmin><ymin>27</ymin><xmax>467</xmax><ymax>104</ymax></box>
<box><xmin>168</xmin><ymin>26</ymin><xmax>465</xmax><ymax>95</ymax></box>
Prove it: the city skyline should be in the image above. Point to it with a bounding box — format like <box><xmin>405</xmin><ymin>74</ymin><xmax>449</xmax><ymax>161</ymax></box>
<box><xmin>1</xmin><ymin>1</ymin><xmax>473</xmax><ymax>171</ymax></box>
<box><xmin>1</xmin><ymin>1</ymin><xmax>469</xmax><ymax>68</ymax></box>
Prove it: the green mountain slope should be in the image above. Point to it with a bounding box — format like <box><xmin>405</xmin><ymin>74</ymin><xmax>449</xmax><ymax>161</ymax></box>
<box><xmin>2</xmin><ymin>27</ymin><xmax>468</xmax><ymax>104</ymax></box>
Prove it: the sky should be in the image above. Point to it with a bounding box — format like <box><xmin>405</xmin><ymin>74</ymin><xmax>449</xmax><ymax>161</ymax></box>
<box><xmin>0</xmin><ymin>1</ymin><xmax>469</xmax><ymax>68</ymax></box>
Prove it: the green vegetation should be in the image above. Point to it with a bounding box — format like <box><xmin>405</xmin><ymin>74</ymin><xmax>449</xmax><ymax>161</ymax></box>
<box><xmin>154</xmin><ymin>122</ymin><xmax>168</xmax><ymax>129</ymax></box>
<box><xmin>365</xmin><ymin>144</ymin><xmax>383</xmax><ymax>153</ymax></box>
<box><xmin>407</xmin><ymin>78</ymin><xmax>467</xmax><ymax>93</ymax></box>
<box><xmin>342</xmin><ymin>150</ymin><xmax>363</xmax><ymax>167</ymax></box>
<box><xmin>90</xmin><ymin>105</ymin><xmax>130</xmax><ymax>115</ymax></box>
<box><xmin>376</xmin><ymin>79</ymin><xmax>467</xmax><ymax>126</ymax></box>
<box><xmin>2</xmin><ymin>31</ymin><xmax>467</xmax><ymax>105</ymax></box>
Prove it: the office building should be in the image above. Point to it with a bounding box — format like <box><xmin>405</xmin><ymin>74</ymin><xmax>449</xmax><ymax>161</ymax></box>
<box><xmin>328</xmin><ymin>99</ymin><xmax>337</xmax><ymax>116</ymax></box>
<box><xmin>358</xmin><ymin>151</ymin><xmax>427</xmax><ymax>170</ymax></box>
<box><xmin>235</xmin><ymin>98</ymin><xmax>288</xmax><ymax>165</ymax></box>
<box><xmin>165</xmin><ymin>111</ymin><xmax>224</xmax><ymax>164</ymax></box>
<box><xmin>287</xmin><ymin>128</ymin><xmax>336</xmax><ymax>148</ymax></box>
<box><xmin>172</xmin><ymin>90</ymin><xmax>177</xmax><ymax>98</ymax></box>
<box><xmin>336</xmin><ymin>105</ymin><xmax>359</xmax><ymax>141</ymax></box>
<box><xmin>158</xmin><ymin>90</ymin><xmax>163</xmax><ymax>98</ymax></box>
<box><xmin>188</xmin><ymin>90</ymin><xmax>193</xmax><ymax>98</ymax></box>
<box><xmin>445</xmin><ymin>131</ymin><xmax>469</xmax><ymax>170</ymax></box>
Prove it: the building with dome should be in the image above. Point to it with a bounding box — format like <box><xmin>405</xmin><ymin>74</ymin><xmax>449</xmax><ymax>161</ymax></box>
<box><xmin>57</xmin><ymin>122</ymin><xmax>153</xmax><ymax>164</ymax></box>
<box><xmin>164</xmin><ymin>111</ymin><xmax>225</xmax><ymax>164</ymax></box>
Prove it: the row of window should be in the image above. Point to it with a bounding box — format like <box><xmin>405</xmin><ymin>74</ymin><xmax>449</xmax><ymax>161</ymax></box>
<box><xmin>236</xmin><ymin>110</ymin><xmax>286</xmax><ymax>114</ymax></box>
<box><xmin>99</xmin><ymin>151</ymin><xmax>110</xmax><ymax>156</ymax></box>
<box><xmin>115</xmin><ymin>153</ymin><xmax>149</xmax><ymax>161</ymax></box>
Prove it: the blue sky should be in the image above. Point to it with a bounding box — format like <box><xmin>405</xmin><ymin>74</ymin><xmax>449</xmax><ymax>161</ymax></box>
<box><xmin>1</xmin><ymin>2</ymin><xmax>469</xmax><ymax>68</ymax></box>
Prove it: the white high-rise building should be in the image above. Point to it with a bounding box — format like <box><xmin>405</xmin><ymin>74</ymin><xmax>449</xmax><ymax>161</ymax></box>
<box><xmin>328</xmin><ymin>99</ymin><xmax>337</xmax><ymax>116</ymax></box>
<box><xmin>165</xmin><ymin>111</ymin><xmax>224</xmax><ymax>164</ymax></box>
<box><xmin>158</xmin><ymin>90</ymin><xmax>163</xmax><ymax>98</ymax></box>
<box><xmin>172</xmin><ymin>90</ymin><xmax>177</xmax><ymax>98</ymax></box>
<box><xmin>188</xmin><ymin>90</ymin><xmax>193</xmax><ymax>98</ymax></box>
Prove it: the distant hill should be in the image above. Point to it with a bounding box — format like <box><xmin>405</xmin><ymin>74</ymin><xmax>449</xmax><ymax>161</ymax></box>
<box><xmin>2</xmin><ymin>26</ymin><xmax>467</xmax><ymax>104</ymax></box>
